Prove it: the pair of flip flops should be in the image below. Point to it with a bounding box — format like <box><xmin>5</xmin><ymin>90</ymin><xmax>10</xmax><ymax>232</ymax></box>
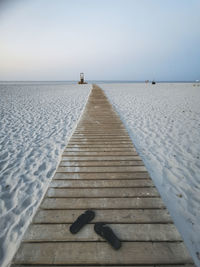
<box><xmin>69</xmin><ymin>210</ymin><xmax>121</xmax><ymax>250</ymax></box>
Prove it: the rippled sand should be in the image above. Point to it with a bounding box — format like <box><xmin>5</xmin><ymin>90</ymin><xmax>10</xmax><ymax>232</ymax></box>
<box><xmin>0</xmin><ymin>83</ymin><xmax>91</xmax><ymax>267</ymax></box>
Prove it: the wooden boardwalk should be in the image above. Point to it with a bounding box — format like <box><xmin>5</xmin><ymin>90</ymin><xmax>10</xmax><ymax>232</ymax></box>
<box><xmin>12</xmin><ymin>85</ymin><xmax>194</xmax><ymax>266</ymax></box>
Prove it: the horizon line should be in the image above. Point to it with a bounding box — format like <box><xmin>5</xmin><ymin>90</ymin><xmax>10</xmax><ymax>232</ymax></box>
<box><xmin>0</xmin><ymin>80</ymin><xmax>199</xmax><ymax>83</ymax></box>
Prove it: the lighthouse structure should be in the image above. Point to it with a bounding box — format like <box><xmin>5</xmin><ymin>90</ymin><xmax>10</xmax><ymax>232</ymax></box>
<box><xmin>78</xmin><ymin>73</ymin><xmax>87</xmax><ymax>84</ymax></box>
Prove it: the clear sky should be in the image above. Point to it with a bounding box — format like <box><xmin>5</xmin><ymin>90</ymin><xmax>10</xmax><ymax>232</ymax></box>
<box><xmin>0</xmin><ymin>0</ymin><xmax>200</xmax><ymax>81</ymax></box>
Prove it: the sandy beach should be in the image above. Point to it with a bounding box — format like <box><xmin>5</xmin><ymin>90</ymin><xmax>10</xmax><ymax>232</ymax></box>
<box><xmin>0</xmin><ymin>82</ymin><xmax>200</xmax><ymax>266</ymax></box>
<box><xmin>0</xmin><ymin>83</ymin><xmax>92</xmax><ymax>267</ymax></box>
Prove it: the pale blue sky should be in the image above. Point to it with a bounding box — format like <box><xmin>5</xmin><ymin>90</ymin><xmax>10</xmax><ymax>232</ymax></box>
<box><xmin>0</xmin><ymin>0</ymin><xmax>200</xmax><ymax>81</ymax></box>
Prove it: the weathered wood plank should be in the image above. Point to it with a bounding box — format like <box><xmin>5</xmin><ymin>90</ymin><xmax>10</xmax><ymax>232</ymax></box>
<box><xmin>157</xmin><ymin>265</ymin><xmax>195</xmax><ymax>267</ymax></box>
<box><xmin>69</xmin><ymin>140</ymin><xmax>132</xmax><ymax>143</ymax></box>
<box><xmin>67</xmin><ymin>144</ymin><xmax>134</xmax><ymax>148</ymax></box>
<box><xmin>62</xmin><ymin>151</ymin><xmax>138</xmax><ymax>156</ymax></box>
<box><xmin>68</xmin><ymin>141</ymin><xmax>133</xmax><ymax>144</ymax></box>
<box><xmin>11</xmin><ymin>266</ymin><xmax>156</xmax><ymax>267</ymax></box>
<box><xmin>11</xmin><ymin>266</ymin><xmax>194</xmax><ymax>267</ymax></box>
<box><xmin>33</xmin><ymin>209</ymin><xmax>172</xmax><ymax>223</ymax></box>
<box><xmin>75</xmin><ymin>129</ymin><xmax>126</xmax><ymax>132</ymax></box>
<box><xmin>81</xmin><ymin>117</ymin><xmax>121</xmax><ymax>120</ymax></box>
<box><xmin>53</xmin><ymin>172</ymin><xmax>150</xmax><ymax>179</ymax></box>
<box><xmin>50</xmin><ymin>179</ymin><xmax>154</xmax><ymax>188</ymax></box>
<box><xmin>23</xmin><ymin>223</ymin><xmax>182</xmax><ymax>242</ymax></box>
<box><xmin>65</xmin><ymin>147</ymin><xmax>135</xmax><ymax>151</ymax></box>
<box><xmin>70</xmin><ymin>139</ymin><xmax>132</xmax><ymax>142</ymax></box>
<box><xmin>79</xmin><ymin>118</ymin><xmax>122</xmax><ymax>120</ymax></box>
<box><xmin>47</xmin><ymin>187</ymin><xmax>159</xmax><ymax>198</ymax></box>
<box><xmin>57</xmin><ymin>166</ymin><xmax>147</xmax><ymax>173</ymax></box>
<box><xmin>72</xmin><ymin>135</ymin><xmax>130</xmax><ymax>138</ymax></box>
<box><xmin>72</xmin><ymin>124</ymin><xmax>127</xmax><ymax>127</ymax></box>
<box><xmin>72</xmin><ymin>130</ymin><xmax>130</xmax><ymax>133</ymax></box>
<box><xmin>74</xmin><ymin>131</ymin><xmax>128</xmax><ymax>134</ymax></box>
<box><xmin>75</xmin><ymin>124</ymin><xmax>126</xmax><ymax>127</ymax></box>
<box><xmin>40</xmin><ymin>197</ymin><xmax>164</xmax><ymax>209</ymax></box>
<box><xmin>71</xmin><ymin>132</ymin><xmax>128</xmax><ymax>135</ymax></box>
<box><xmin>13</xmin><ymin>242</ymin><xmax>193</xmax><ymax>265</ymax></box>
<box><xmin>59</xmin><ymin>160</ymin><xmax>144</xmax><ymax>167</ymax></box>
<box><xmin>61</xmin><ymin>155</ymin><xmax>142</xmax><ymax>161</ymax></box>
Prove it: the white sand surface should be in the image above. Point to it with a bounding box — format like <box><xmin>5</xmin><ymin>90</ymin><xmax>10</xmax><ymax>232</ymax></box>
<box><xmin>1</xmin><ymin>82</ymin><xmax>200</xmax><ymax>266</ymax></box>
<box><xmin>0</xmin><ymin>83</ymin><xmax>91</xmax><ymax>267</ymax></box>
<box><xmin>100</xmin><ymin>82</ymin><xmax>200</xmax><ymax>266</ymax></box>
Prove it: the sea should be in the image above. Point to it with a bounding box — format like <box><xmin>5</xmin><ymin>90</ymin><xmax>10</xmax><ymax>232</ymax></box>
<box><xmin>0</xmin><ymin>80</ymin><xmax>196</xmax><ymax>86</ymax></box>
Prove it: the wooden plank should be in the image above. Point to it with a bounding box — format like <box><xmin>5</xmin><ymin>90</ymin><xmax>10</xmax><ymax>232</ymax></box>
<box><xmin>74</xmin><ymin>131</ymin><xmax>128</xmax><ymax>134</ymax></box>
<box><xmin>40</xmin><ymin>197</ymin><xmax>165</xmax><ymax>209</ymax></box>
<box><xmin>76</xmin><ymin>126</ymin><xmax>126</xmax><ymax>129</ymax></box>
<box><xmin>61</xmin><ymin>155</ymin><xmax>142</xmax><ymax>161</ymax></box>
<box><xmin>80</xmin><ymin>120</ymin><xmax>121</xmax><ymax>122</ymax></box>
<box><xmin>23</xmin><ymin>223</ymin><xmax>182</xmax><ymax>242</ymax></box>
<box><xmin>11</xmin><ymin>265</ymin><xmax>153</xmax><ymax>267</ymax></box>
<box><xmin>70</xmin><ymin>140</ymin><xmax>132</xmax><ymax>143</ymax></box>
<box><xmin>53</xmin><ymin>172</ymin><xmax>150</xmax><ymax>179</ymax></box>
<box><xmin>77</xmin><ymin>128</ymin><xmax>126</xmax><ymax>131</ymax></box>
<box><xmin>64</xmin><ymin>147</ymin><xmax>135</xmax><ymax>151</ymax></box>
<box><xmin>33</xmin><ymin>209</ymin><xmax>172</xmax><ymax>223</ymax></box>
<box><xmin>78</xmin><ymin>123</ymin><xmax>124</xmax><ymax>126</ymax></box>
<box><xmin>13</xmin><ymin>242</ymin><xmax>193</xmax><ymax>265</ymax></box>
<box><xmin>69</xmin><ymin>141</ymin><xmax>134</xmax><ymax>144</ymax></box>
<box><xmin>75</xmin><ymin>131</ymin><xmax>127</xmax><ymax>133</ymax></box>
<box><xmin>72</xmin><ymin>135</ymin><xmax>130</xmax><ymax>138</ymax></box>
<box><xmin>57</xmin><ymin>166</ymin><xmax>147</xmax><ymax>173</ymax></box>
<box><xmin>77</xmin><ymin>123</ymin><xmax>125</xmax><ymax>126</ymax></box>
<box><xmin>12</xmin><ymin>265</ymin><xmax>195</xmax><ymax>267</ymax></box>
<box><xmin>67</xmin><ymin>144</ymin><xmax>134</xmax><ymax>148</ymax></box>
<box><xmin>71</xmin><ymin>135</ymin><xmax>130</xmax><ymax>138</ymax></box>
<box><xmin>157</xmin><ymin>265</ymin><xmax>195</xmax><ymax>267</ymax></box>
<box><xmin>62</xmin><ymin>151</ymin><xmax>138</xmax><ymax>156</ymax></box>
<box><xmin>78</xmin><ymin>121</ymin><xmax>123</xmax><ymax>124</ymax></box>
<box><xmin>59</xmin><ymin>160</ymin><xmax>144</xmax><ymax>167</ymax></box>
<box><xmin>70</xmin><ymin>140</ymin><xmax>133</xmax><ymax>143</ymax></box>
<box><xmin>80</xmin><ymin>115</ymin><xmax>120</xmax><ymax>118</ymax></box>
<box><xmin>67</xmin><ymin>140</ymin><xmax>133</xmax><ymax>147</ymax></box>
<box><xmin>72</xmin><ymin>132</ymin><xmax>130</xmax><ymax>135</ymax></box>
<box><xmin>47</xmin><ymin>187</ymin><xmax>159</xmax><ymax>198</ymax></box>
<box><xmin>76</xmin><ymin>128</ymin><xmax>126</xmax><ymax>131</ymax></box>
<box><xmin>50</xmin><ymin>179</ymin><xmax>154</xmax><ymax>188</ymax></box>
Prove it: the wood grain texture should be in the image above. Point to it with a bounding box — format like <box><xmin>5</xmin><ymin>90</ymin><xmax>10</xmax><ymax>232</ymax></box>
<box><xmin>57</xmin><ymin>166</ymin><xmax>147</xmax><ymax>172</ymax></box>
<box><xmin>61</xmin><ymin>155</ymin><xmax>142</xmax><ymax>161</ymax></box>
<box><xmin>53</xmin><ymin>172</ymin><xmax>150</xmax><ymax>179</ymax></box>
<box><xmin>62</xmin><ymin>151</ymin><xmax>139</xmax><ymax>156</ymax></box>
<box><xmin>13</xmin><ymin>242</ymin><xmax>193</xmax><ymax>265</ymax></box>
<box><xmin>33</xmin><ymin>209</ymin><xmax>172</xmax><ymax>223</ymax></box>
<box><xmin>47</xmin><ymin>187</ymin><xmax>159</xmax><ymax>198</ymax></box>
<box><xmin>59</xmin><ymin>160</ymin><xmax>144</xmax><ymax>167</ymax></box>
<box><xmin>23</xmin><ymin>224</ymin><xmax>182</xmax><ymax>242</ymax></box>
<box><xmin>50</xmin><ymin>179</ymin><xmax>154</xmax><ymax>188</ymax></box>
<box><xmin>11</xmin><ymin>265</ymin><xmax>195</xmax><ymax>267</ymax></box>
<box><xmin>40</xmin><ymin>197</ymin><xmax>165</xmax><ymax>209</ymax></box>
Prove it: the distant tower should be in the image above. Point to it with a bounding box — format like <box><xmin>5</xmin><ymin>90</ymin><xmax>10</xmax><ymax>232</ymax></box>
<box><xmin>80</xmin><ymin>73</ymin><xmax>84</xmax><ymax>84</ymax></box>
<box><xmin>78</xmin><ymin>73</ymin><xmax>87</xmax><ymax>84</ymax></box>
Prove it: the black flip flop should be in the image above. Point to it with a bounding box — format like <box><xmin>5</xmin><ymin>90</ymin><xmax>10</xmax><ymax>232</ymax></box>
<box><xmin>70</xmin><ymin>210</ymin><xmax>95</xmax><ymax>234</ymax></box>
<box><xmin>94</xmin><ymin>222</ymin><xmax>121</xmax><ymax>250</ymax></box>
